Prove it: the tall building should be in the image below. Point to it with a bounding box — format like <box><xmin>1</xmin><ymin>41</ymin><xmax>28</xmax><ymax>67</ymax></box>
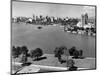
<box><xmin>81</xmin><ymin>14</ymin><xmax>85</xmax><ymax>26</ymax></box>
<box><xmin>85</xmin><ymin>13</ymin><xmax>88</xmax><ymax>24</ymax></box>
<box><xmin>81</xmin><ymin>13</ymin><xmax>88</xmax><ymax>26</ymax></box>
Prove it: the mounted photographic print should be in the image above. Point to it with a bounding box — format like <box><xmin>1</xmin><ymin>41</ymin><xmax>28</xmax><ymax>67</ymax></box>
<box><xmin>11</xmin><ymin>0</ymin><xmax>96</xmax><ymax>74</ymax></box>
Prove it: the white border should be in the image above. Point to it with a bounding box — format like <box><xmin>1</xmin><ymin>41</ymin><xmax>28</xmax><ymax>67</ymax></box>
<box><xmin>0</xmin><ymin>0</ymin><xmax>100</xmax><ymax>75</ymax></box>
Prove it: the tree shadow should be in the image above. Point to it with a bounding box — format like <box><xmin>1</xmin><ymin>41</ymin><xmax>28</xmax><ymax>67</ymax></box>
<box><xmin>21</xmin><ymin>62</ymin><xmax>32</xmax><ymax>66</ymax></box>
<box><xmin>33</xmin><ymin>57</ymin><xmax>47</xmax><ymax>61</ymax></box>
<box><xmin>60</xmin><ymin>60</ymin><xmax>66</xmax><ymax>64</ymax></box>
<box><xmin>68</xmin><ymin>66</ymin><xmax>78</xmax><ymax>71</ymax></box>
<box><xmin>72</xmin><ymin>56</ymin><xmax>85</xmax><ymax>59</ymax></box>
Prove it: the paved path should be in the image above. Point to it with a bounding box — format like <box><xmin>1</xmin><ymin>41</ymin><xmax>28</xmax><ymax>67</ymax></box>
<box><xmin>12</xmin><ymin>54</ymin><xmax>96</xmax><ymax>74</ymax></box>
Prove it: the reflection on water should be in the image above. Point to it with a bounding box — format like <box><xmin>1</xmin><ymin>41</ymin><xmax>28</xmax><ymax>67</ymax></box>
<box><xmin>12</xmin><ymin>23</ymin><xmax>95</xmax><ymax>57</ymax></box>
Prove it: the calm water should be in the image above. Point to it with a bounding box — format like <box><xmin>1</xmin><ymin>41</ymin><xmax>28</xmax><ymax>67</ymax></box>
<box><xmin>12</xmin><ymin>23</ymin><xmax>96</xmax><ymax>57</ymax></box>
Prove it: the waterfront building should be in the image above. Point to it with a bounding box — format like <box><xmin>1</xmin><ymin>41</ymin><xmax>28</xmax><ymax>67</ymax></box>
<box><xmin>76</xmin><ymin>21</ymin><xmax>82</xmax><ymax>27</ymax></box>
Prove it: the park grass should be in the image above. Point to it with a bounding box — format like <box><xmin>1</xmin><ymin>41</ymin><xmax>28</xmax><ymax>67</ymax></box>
<box><xmin>12</xmin><ymin>53</ymin><xmax>96</xmax><ymax>74</ymax></box>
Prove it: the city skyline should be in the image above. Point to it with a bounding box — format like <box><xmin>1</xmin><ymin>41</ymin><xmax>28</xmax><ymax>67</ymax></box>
<box><xmin>12</xmin><ymin>1</ymin><xmax>95</xmax><ymax>18</ymax></box>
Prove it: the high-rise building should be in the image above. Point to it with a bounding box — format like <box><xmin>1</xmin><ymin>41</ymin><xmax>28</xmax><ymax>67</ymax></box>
<box><xmin>81</xmin><ymin>14</ymin><xmax>85</xmax><ymax>26</ymax></box>
<box><xmin>81</xmin><ymin>13</ymin><xmax>88</xmax><ymax>26</ymax></box>
<box><xmin>85</xmin><ymin>13</ymin><xmax>88</xmax><ymax>24</ymax></box>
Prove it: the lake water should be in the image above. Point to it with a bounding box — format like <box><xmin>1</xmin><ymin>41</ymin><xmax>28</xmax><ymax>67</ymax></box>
<box><xmin>12</xmin><ymin>23</ymin><xmax>96</xmax><ymax>57</ymax></box>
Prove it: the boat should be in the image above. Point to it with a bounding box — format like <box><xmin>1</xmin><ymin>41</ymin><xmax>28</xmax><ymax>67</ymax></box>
<box><xmin>37</xmin><ymin>26</ymin><xmax>42</xmax><ymax>29</ymax></box>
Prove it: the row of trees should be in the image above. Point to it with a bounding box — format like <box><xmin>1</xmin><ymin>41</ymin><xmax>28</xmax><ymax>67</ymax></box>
<box><xmin>12</xmin><ymin>45</ymin><xmax>83</xmax><ymax>64</ymax></box>
<box><xmin>12</xmin><ymin>46</ymin><xmax>28</xmax><ymax>58</ymax></box>
<box><xmin>12</xmin><ymin>46</ymin><xmax>43</xmax><ymax>64</ymax></box>
<box><xmin>54</xmin><ymin>46</ymin><xmax>83</xmax><ymax>64</ymax></box>
<box><xmin>12</xmin><ymin>46</ymin><xmax>79</xmax><ymax>73</ymax></box>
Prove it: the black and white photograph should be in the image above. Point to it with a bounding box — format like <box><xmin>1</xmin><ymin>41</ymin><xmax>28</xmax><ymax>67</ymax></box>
<box><xmin>11</xmin><ymin>0</ymin><xmax>96</xmax><ymax>74</ymax></box>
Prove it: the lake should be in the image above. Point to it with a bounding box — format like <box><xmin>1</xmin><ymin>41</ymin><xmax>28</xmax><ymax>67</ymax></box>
<box><xmin>12</xmin><ymin>23</ymin><xmax>96</xmax><ymax>57</ymax></box>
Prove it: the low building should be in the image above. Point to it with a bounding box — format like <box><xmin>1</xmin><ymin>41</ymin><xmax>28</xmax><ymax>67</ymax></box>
<box><xmin>76</xmin><ymin>21</ymin><xmax>82</xmax><ymax>27</ymax></box>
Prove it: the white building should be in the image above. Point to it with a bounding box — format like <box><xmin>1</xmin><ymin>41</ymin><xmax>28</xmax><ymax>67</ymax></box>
<box><xmin>77</xmin><ymin>21</ymin><xmax>82</xmax><ymax>27</ymax></box>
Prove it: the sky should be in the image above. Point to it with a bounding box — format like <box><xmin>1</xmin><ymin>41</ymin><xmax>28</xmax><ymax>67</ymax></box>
<box><xmin>12</xmin><ymin>1</ymin><xmax>95</xmax><ymax>18</ymax></box>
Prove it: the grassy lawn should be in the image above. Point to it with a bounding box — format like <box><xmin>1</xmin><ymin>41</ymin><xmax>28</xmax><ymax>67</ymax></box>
<box><xmin>12</xmin><ymin>53</ymin><xmax>95</xmax><ymax>73</ymax></box>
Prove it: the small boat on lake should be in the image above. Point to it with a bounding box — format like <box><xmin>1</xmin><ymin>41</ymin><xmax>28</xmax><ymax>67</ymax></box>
<box><xmin>37</xmin><ymin>26</ymin><xmax>42</xmax><ymax>29</ymax></box>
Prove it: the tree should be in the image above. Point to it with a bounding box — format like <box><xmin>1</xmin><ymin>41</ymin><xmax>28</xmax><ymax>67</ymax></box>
<box><xmin>54</xmin><ymin>47</ymin><xmax>59</xmax><ymax>57</ymax></box>
<box><xmin>67</xmin><ymin>59</ymin><xmax>78</xmax><ymax>71</ymax></box>
<box><xmin>79</xmin><ymin>50</ymin><xmax>83</xmax><ymax>57</ymax></box>
<box><xmin>12</xmin><ymin>46</ymin><xmax>21</xmax><ymax>58</ymax></box>
<box><xmin>67</xmin><ymin>59</ymin><xmax>75</xmax><ymax>67</ymax></box>
<box><xmin>21</xmin><ymin>53</ymin><xmax>27</xmax><ymax>64</ymax></box>
<box><xmin>54</xmin><ymin>46</ymin><xmax>67</xmax><ymax>62</ymax></box>
<box><xmin>72</xmin><ymin>49</ymin><xmax>84</xmax><ymax>59</ymax></box>
<box><xmin>69</xmin><ymin>46</ymin><xmax>76</xmax><ymax>56</ymax></box>
<box><xmin>21</xmin><ymin>46</ymin><xmax>28</xmax><ymax>55</ymax></box>
<box><xmin>12</xmin><ymin>46</ymin><xmax>17</xmax><ymax>58</ymax></box>
<box><xmin>20</xmin><ymin>46</ymin><xmax>29</xmax><ymax>66</ymax></box>
<box><xmin>72</xmin><ymin>50</ymin><xmax>79</xmax><ymax>59</ymax></box>
<box><xmin>30</xmin><ymin>48</ymin><xmax>43</xmax><ymax>60</ymax></box>
<box><xmin>12</xmin><ymin>46</ymin><xmax>22</xmax><ymax>71</ymax></box>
